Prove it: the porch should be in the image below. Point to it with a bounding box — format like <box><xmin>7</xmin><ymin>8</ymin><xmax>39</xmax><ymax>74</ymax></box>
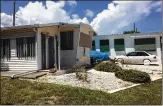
<box><xmin>1</xmin><ymin>23</ymin><xmax>80</xmax><ymax>72</ymax></box>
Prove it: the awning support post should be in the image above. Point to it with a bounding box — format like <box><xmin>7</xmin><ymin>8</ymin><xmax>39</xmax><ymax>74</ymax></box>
<box><xmin>58</xmin><ymin>25</ymin><xmax>61</xmax><ymax>71</ymax></box>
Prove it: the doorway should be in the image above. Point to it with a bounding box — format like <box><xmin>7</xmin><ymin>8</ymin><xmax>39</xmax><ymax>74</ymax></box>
<box><xmin>41</xmin><ymin>34</ymin><xmax>46</xmax><ymax>69</ymax></box>
<box><xmin>55</xmin><ymin>36</ymin><xmax>59</xmax><ymax>69</ymax></box>
<box><xmin>48</xmin><ymin>36</ymin><xmax>55</xmax><ymax>68</ymax></box>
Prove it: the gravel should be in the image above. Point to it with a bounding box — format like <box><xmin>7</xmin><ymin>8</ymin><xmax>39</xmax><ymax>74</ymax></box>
<box><xmin>34</xmin><ymin>65</ymin><xmax>162</xmax><ymax>93</ymax></box>
<box><xmin>122</xmin><ymin>65</ymin><xmax>162</xmax><ymax>81</ymax></box>
<box><xmin>36</xmin><ymin>69</ymin><xmax>134</xmax><ymax>93</ymax></box>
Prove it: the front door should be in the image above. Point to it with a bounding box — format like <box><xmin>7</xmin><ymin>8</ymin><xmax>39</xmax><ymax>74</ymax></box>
<box><xmin>41</xmin><ymin>34</ymin><xmax>46</xmax><ymax>69</ymax></box>
<box><xmin>48</xmin><ymin>36</ymin><xmax>55</xmax><ymax>68</ymax></box>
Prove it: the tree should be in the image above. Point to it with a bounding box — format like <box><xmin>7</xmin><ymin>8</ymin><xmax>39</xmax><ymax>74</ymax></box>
<box><xmin>123</xmin><ymin>30</ymin><xmax>140</xmax><ymax>34</ymax></box>
<box><xmin>123</xmin><ymin>23</ymin><xmax>140</xmax><ymax>34</ymax></box>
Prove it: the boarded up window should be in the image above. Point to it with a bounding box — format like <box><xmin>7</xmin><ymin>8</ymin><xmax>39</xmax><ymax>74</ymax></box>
<box><xmin>100</xmin><ymin>40</ymin><xmax>109</xmax><ymax>52</ymax></box>
<box><xmin>60</xmin><ymin>31</ymin><xmax>73</xmax><ymax>50</ymax></box>
<box><xmin>79</xmin><ymin>32</ymin><xmax>91</xmax><ymax>48</ymax></box>
<box><xmin>0</xmin><ymin>39</ymin><xmax>11</xmax><ymax>61</ymax></box>
<box><xmin>134</xmin><ymin>38</ymin><xmax>156</xmax><ymax>51</ymax></box>
<box><xmin>16</xmin><ymin>37</ymin><xmax>36</xmax><ymax>59</ymax></box>
<box><xmin>114</xmin><ymin>39</ymin><xmax>125</xmax><ymax>51</ymax></box>
<box><xmin>92</xmin><ymin>40</ymin><xmax>95</xmax><ymax>50</ymax></box>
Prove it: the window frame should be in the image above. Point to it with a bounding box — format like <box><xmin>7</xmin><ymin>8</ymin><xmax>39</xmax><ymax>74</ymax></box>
<box><xmin>16</xmin><ymin>36</ymin><xmax>36</xmax><ymax>59</ymax></box>
<box><xmin>126</xmin><ymin>52</ymin><xmax>137</xmax><ymax>56</ymax></box>
<box><xmin>92</xmin><ymin>40</ymin><xmax>95</xmax><ymax>50</ymax></box>
<box><xmin>60</xmin><ymin>31</ymin><xmax>74</xmax><ymax>50</ymax></box>
<box><xmin>160</xmin><ymin>36</ymin><xmax>162</xmax><ymax>51</ymax></box>
<box><xmin>136</xmin><ymin>52</ymin><xmax>149</xmax><ymax>56</ymax></box>
<box><xmin>134</xmin><ymin>38</ymin><xmax>156</xmax><ymax>51</ymax></box>
<box><xmin>0</xmin><ymin>38</ymin><xmax>11</xmax><ymax>61</ymax></box>
<box><xmin>114</xmin><ymin>38</ymin><xmax>125</xmax><ymax>51</ymax></box>
<box><xmin>100</xmin><ymin>39</ymin><xmax>110</xmax><ymax>52</ymax></box>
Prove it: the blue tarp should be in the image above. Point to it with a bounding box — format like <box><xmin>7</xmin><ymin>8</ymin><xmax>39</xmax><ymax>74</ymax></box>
<box><xmin>90</xmin><ymin>51</ymin><xmax>110</xmax><ymax>62</ymax></box>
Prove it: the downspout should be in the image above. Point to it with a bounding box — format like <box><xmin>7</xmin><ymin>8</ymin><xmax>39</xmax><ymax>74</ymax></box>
<box><xmin>10</xmin><ymin>27</ymin><xmax>39</xmax><ymax>79</ymax></box>
<box><xmin>33</xmin><ymin>26</ymin><xmax>40</xmax><ymax>71</ymax></box>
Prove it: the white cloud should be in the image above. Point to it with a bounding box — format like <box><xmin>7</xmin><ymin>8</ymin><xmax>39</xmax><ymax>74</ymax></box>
<box><xmin>85</xmin><ymin>9</ymin><xmax>94</xmax><ymax>18</ymax></box>
<box><xmin>1</xmin><ymin>1</ymin><xmax>87</xmax><ymax>27</ymax></box>
<box><xmin>67</xmin><ymin>0</ymin><xmax>77</xmax><ymax>6</ymax></box>
<box><xmin>156</xmin><ymin>7</ymin><xmax>162</xmax><ymax>12</ymax></box>
<box><xmin>1</xmin><ymin>13</ymin><xmax>13</xmax><ymax>27</ymax></box>
<box><xmin>70</xmin><ymin>14</ymin><xmax>89</xmax><ymax>24</ymax></box>
<box><xmin>90</xmin><ymin>1</ymin><xmax>162</xmax><ymax>34</ymax></box>
<box><xmin>1</xmin><ymin>1</ymin><xmax>162</xmax><ymax>35</ymax></box>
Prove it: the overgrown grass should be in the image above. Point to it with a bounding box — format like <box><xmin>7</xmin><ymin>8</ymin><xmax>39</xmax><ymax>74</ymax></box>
<box><xmin>1</xmin><ymin>77</ymin><xmax>162</xmax><ymax>105</ymax></box>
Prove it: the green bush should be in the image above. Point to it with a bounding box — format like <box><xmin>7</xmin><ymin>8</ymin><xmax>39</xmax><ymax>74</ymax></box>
<box><xmin>109</xmin><ymin>58</ymin><xmax>118</xmax><ymax>63</ymax></box>
<box><xmin>74</xmin><ymin>65</ymin><xmax>89</xmax><ymax>82</ymax></box>
<box><xmin>115</xmin><ymin>69</ymin><xmax>151</xmax><ymax>83</ymax></box>
<box><xmin>94</xmin><ymin>61</ymin><xmax>122</xmax><ymax>72</ymax></box>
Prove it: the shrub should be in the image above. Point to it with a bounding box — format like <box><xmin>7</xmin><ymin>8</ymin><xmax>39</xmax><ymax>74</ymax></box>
<box><xmin>74</xmin><ymin>65</ymin><xmax>89</xmax><ymax>82</ymax></box>
<box><xmin>109</xmin><ymin>58</ymin><xmax>118</xmax><ymax>64</ymax></box>
<box><xmin>115</xmin><ymin>69</ymin><xmax>151</xmax><ymax>83</ymax></box>
<box><xmin>94</xmin><ymin>61</ymin><xmax>122</xmax><ymax>72</ymax></box>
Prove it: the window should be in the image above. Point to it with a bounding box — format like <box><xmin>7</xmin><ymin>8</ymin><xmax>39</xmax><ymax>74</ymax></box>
<box><xmin>114</xmin><ymin>39</ymin><xmax>125</xmax><ymax>51</ymax></box>
<box><xmin>134</xmin><ymin>38</ymin><xmax>156</xmax><ymax>51</ymax></box>
<box><xmin>137</xmin><ymin>52</ymin><xmax>149</xmax><ymax>56</ymax></box>
<box><xmin>100</xmin><ymin>40</ymin><xmax>109</xmax><ymax>52</ymax></box>
<box><xmin>126</xmin><ymin>52</ymin><xmax>137</xmax><ymax>56</ymax></box>
<box><xmin>92</xmin><ymin>40</ymin><xmax>95</xmax><ymax>50</ymax></box>
<box><xmin>16</xmin><ymin>37</ymin><xmax>35</xmax><ymax>59</ymax></box>
<box><xmin>60</xmin><ymin>31</ymin><xmax>73</xmax><ymax>50</ymax></box>
<box><xmin>0</xmin><ymin>39</ymin><xmax>11</xmax><ymax>60</ymax></box>
<box><xmin>160</xmin><ymin>37</ymin><xmax>162</xmax><ymax>51</ymax></box>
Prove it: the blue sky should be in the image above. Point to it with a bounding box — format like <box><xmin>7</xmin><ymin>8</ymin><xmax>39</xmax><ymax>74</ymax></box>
<box><xmin>1</xmin><ymin>0</ymin><xmax>162</xmax><ymax>34</ymax></box>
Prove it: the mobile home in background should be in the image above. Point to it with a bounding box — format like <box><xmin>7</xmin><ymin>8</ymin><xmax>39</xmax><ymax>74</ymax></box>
<box><xmin>92</xmin><ymin>32</ymin><xmax>162</xmax><ymax>64</ymax></box>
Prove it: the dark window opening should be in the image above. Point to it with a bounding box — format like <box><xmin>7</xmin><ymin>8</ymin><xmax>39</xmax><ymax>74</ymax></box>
<box><xmin>135</xmin><ymin>38</ymin><xmax>155</xmax><ymax>45</ymax></box>
<box><xmin>100</xmin><ymin>40</ymin><xmax>109</xmax><ymax>52</ymax></box>
<box><xmin>0</xmin><ymin>39</ymin><xmax>11</xmax><ymax>61</ymax></box>
<box><xmin>92</xmin><ymin>40</ymin><xmax>95</xmax><ymax>50</ymax></box>
<box><xmin>60</xmin><ymin>31</ymin><xmax>73</xmax><ymax>50</ymax></box>
<box><xmin>160</xmin><ymin>37</ymin><xmax>162</xmax><ymax>51</ymax></box>
<box><xmin>114</xmin><ymin>39</ymin><xmax>125</xmax><ymax>51</ymax></box>
<box><xmin>16</xmin><ymin>37</ymin><xmax>35</xmax><ymax>59</ymax></box>
<box><xmin>136</xmin><ymin>52</ymin><xmax>149</xmax><ymax>56</ymax></box>
<box><xmin>134</xmin><ymin>38</ymin><xmax>156</xmax><ymax>51</ymax></box>
<box><xmin>126</xmin><ymin>52</ymin><xmax>137</xmax><ymax>56</ymax></box>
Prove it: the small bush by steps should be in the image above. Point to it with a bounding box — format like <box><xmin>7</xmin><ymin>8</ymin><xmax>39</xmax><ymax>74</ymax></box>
<box><xmin>74</xmin><ymin>65</ymin><xmax>89</xmax><ymax>82</ymax></box>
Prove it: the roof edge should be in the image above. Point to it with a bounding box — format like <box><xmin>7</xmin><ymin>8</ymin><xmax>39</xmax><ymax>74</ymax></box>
<box><xmin>1</xmin><ymin>22</ymin><xmax>80</xmax><ymax>31</ymax></box>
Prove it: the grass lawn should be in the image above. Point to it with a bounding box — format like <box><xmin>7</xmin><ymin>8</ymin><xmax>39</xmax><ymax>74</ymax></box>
<box><xmin>1</xmin><ymin>77</ymin><xmax>162</xmax><ymax>105</ymax></box>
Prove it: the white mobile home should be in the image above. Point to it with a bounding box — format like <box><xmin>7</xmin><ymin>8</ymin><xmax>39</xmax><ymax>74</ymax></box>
<box><xmin>92</xmin><ymin>32</ymin><xmax>162</xmax><ymax>64</ymax></box>
<box><xmin>0</xmin><ymin>22</ymin><xmax>96</xmax><ymax>71</ymax></box>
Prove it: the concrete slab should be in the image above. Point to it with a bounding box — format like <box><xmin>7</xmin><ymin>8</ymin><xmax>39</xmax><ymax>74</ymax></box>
<box><xmin>50</xmin><ymin>68</ymin><xmax>74</xmax><ymax>76</ymax></box>
<box><xmin>1</xmin><ymin>71</ymin><xmax>26</xmax><ymax>77</ymax></box>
